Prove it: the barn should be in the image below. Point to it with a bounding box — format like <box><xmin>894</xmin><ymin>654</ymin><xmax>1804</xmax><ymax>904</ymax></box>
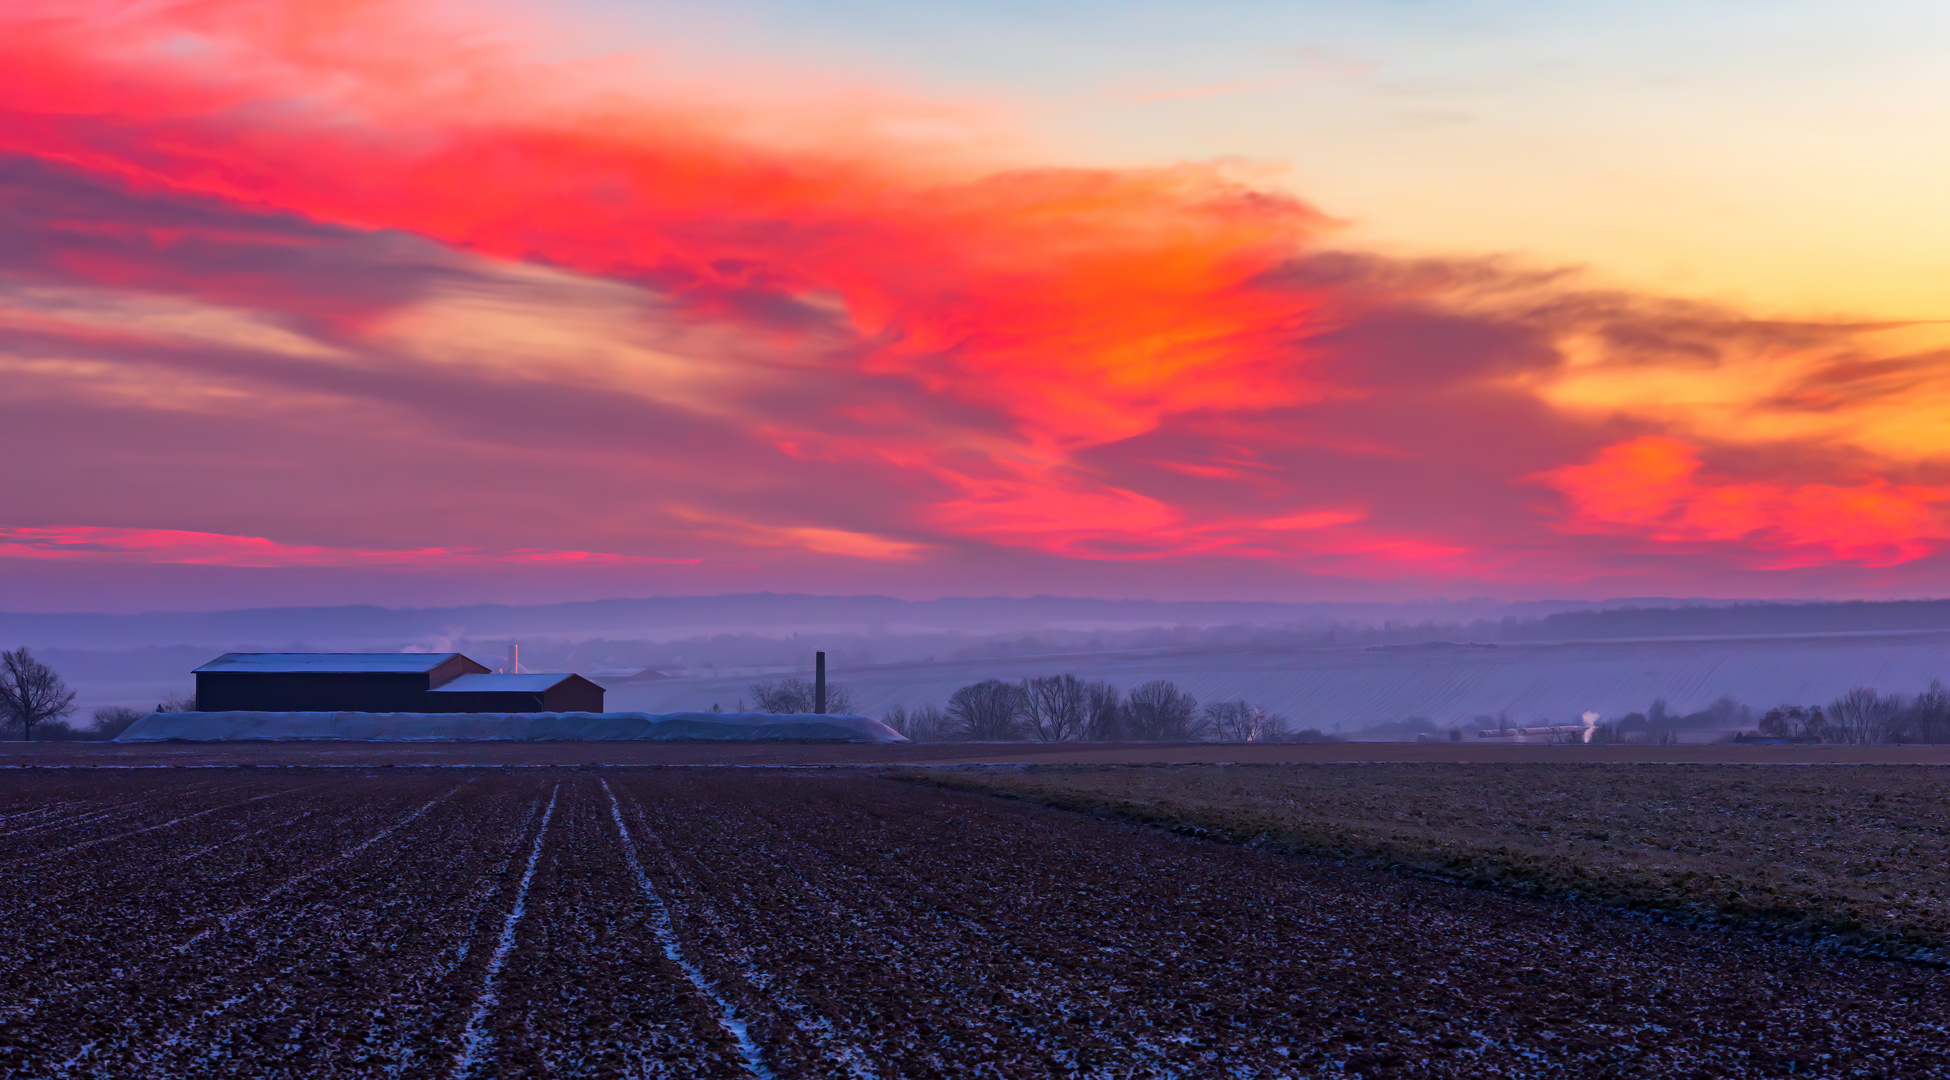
<box><xmin>425</xmin><ymin>673</ymin><xmax>606</xmax><ymax>713</ymax></box>
<box><xmin>192</xmin><ymin>653</ymin><xmax>605</xmax><ymax>713</ymax></box>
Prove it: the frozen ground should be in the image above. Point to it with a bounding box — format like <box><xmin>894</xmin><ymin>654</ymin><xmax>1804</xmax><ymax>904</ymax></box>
<box><xmin>608</xmin><ymin>630</ymin><xmax>1950</xmax><ymax>734</ymax></box>
<box><xmin>114</xmin><ymin>711</ymin><xmax>906</xmax><ymax>744</ymax></box>
<box><xmin>3</xmin><ymin>770</ymin><xmax>1946</xmax><ymax>1078</ymax></box>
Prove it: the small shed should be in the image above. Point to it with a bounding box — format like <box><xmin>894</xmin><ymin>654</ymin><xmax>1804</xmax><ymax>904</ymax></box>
<box><xmin>194</xmin><ymin>653</ymin><xmax>489</xmax><ymax>713</ymax></box>
<box><xmin>424</xmin><ymin>673</ymin><xmax>606</xmax><ymax>714</ymax></box>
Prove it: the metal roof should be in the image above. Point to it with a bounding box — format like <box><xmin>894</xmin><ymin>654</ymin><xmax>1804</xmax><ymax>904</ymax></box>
<box><xmin>427</xmin><ymin>673</ymin><xmax>585</xmax><ymax>693</ymax></box>
<box><xmin>194</xmin><ymin>652</ymin><xmax>469</xmax><ymax>674</ymax></box>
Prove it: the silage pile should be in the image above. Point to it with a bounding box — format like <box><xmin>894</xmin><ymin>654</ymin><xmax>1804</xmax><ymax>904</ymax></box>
<box><xmin>114</xmin><ymin>710</ymin><xmax>907</xmax><ymax>743</ymax></box>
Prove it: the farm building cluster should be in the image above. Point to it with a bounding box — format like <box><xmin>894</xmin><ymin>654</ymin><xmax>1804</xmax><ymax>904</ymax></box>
<box><xmin>191</xmin><ymin>653</ymin><xmax>605</xmax><ymax>713</ymax></box>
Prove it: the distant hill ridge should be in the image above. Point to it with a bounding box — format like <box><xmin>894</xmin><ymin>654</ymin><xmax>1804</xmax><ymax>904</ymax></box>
<box><xmin>3</xmin><ymin>594</ymin><xmax>1947</xmax><ymax>651</ymax></box>
<box><xmin>1509</xmin><ymin>600</ymin><xmax>1950</xmax><ymax>641</ymax></box>
<box><xmin>0</xmin><ymin>594</ymin><xmax>1589</xmax><ymax>649</ymax></box>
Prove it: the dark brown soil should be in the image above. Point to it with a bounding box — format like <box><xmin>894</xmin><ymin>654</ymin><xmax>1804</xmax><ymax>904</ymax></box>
<box><xmin>902</xmin><ymin>762</ymin><xmax>1950</xmax><ymax>962</ymax></box>
<box><xmin>3</xmin><ymin>770</ymin><xmax>1947</xmax><ymax>1077</ymax></box>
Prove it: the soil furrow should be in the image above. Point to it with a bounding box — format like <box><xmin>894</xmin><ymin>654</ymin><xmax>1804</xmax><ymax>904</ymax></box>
<box><xmin>603</xmin><ymin>778</ymin><xmax>774</xmax><ymax>1079</ymax></box>
<box><xmin>451</xmin><ymin>782</ymin><xmax>558</xmax><ymax>1079</ymax></box>
<box><xmin>4</xmin><ymin>768</ymin><xmax>1948</xmax><ymax>1079</ymax></box>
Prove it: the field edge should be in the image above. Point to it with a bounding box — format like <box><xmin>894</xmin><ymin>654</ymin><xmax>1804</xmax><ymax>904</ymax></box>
<box><xmin>885</xmin><ymin>765</ymin><xmax>1950</xmax><ymax>967</ymax></box>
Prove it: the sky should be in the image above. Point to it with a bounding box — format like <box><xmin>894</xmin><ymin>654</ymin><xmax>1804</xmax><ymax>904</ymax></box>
<box><xmin>3</xmin><ymin>0</ymin><xmax>1949</xmax><ymax>612</ymax></box>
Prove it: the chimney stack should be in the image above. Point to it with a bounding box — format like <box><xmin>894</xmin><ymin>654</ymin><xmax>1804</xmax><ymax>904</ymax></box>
<box><xmin>508</xmin><ymin>642</ymin><xmax>520</xmax><ymax>675</ymax></box>
<box><xmin>815</xmin><ymin>651</ymin><xmax>826</xmax><ymax>714</ymax></box>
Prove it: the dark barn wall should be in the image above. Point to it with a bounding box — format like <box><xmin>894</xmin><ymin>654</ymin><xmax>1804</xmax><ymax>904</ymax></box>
<box><xmin>196</xmin><ymin>672</ymin><xmax>435</xmax><ymax>713</ymax></box>
<box><xmin>542</xmin><ymin>677</ymin><xmax>605</xmax><ymax>713</ymax></box>
<box><xmin>422</xmin><ymin>692</ymin><xmax>547</xmax><ymax>714</ymax></box>
<box><xmin>425</xmin><ymin>680</ymin><xmax>604</xmax><ymax>713</ymax></box>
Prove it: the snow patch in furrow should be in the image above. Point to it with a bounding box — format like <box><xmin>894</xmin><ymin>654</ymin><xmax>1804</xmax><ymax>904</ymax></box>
<box><xmin>10</xmin><ymin>810</ymin><xmax>330</xmax><ymax>923</ymax></box>
<box><xmin>601</xmin><ymin>779</ymin><xmax>774</xmax><ymax>1080</ymax></box>
<box><xmin>648</xmin><ymin>823</ymin><xmax>877</xmax><ymax>1079</ymax></box>
<box><xmin>451</xmin><ymin>782</ymin><xmax>559</xmax><ymax>1080</ymax></box>
<box><xmin>0</xmin><ymin>783</ymin><xmax>230</xmax><ymax>842</ymax></box>
<box><xmin>144</xmin><ymin>992</ymin><xmax>254</xmax><ymax>1061</ymax></box>
<box><xmin>380</xmin><ymin>794</ymin><xmax>545</xmax><ymax>1080</ymax></box>
<box><xmin>175</xmin><ymin>783</ymin><xmax>464</xmax><ymax>953</ymax></box>
<box><xmin>165</xmin><ymin>809</ymin><xmax>321</xmax><ymax>869</ymax></box>
<box><xmin>13</xmin><ymin>783</ymin><xmax>315</xmax><ymax>865</ymax></box>
<box><xmin>0</xmin><ymin>802</ymin><xmax>81</xmax><ymax>828</ymax></box>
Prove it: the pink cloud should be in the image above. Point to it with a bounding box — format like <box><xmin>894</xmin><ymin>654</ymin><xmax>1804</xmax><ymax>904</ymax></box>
<box><xmin>0</xmin><ymin>0</ymin><xmax>1945</xmax><ymax>605</ymax></box>
<box><xmin>0</xmin><ymin>526</ymin><xmax>701</xmax><ymax>569</ymax></box>
<box><xmin>1535</xmin><ymin>437</ymin><xmax>1950</xmax><ymax>569</ymax></box>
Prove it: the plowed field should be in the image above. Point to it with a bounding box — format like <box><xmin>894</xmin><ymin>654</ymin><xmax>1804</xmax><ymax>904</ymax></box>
<box><xmin>3</xmin><ymin>769</ymin><xmax>1947</xmax><ymax>1078</ymax></box>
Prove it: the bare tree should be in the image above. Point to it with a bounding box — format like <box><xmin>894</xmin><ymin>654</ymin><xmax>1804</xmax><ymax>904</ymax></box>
<box><xmin>1804</xmin><ymin>705</ymin><xmax>1830</xmax><ymax>741</ymax></box>
<box><xmin>1250</xmin><ymin>704</ymin><xmax>1287</xmax><ymax>742</ymax></box>
<box><xmin>881</xmin><ymin>703</ymin><xmax>949</xmax><ymax>742</ymax></box>
<box><xmin>1828</xmin><ymin>687</ymin><xmax>1900</xmax><ymax>745</ymax></box>
<box><xmin>749</xmin><ymin>678</ymin><xmax>854</xmax><ymax>715</ymax></box>
<box><xmin>1757</xmin><ymin>706</ymin><xmax>1795</xmax><ymax>737</ymax></box>
<box><xmin>1645</xmin><ymin>697</ymin><xmax>1676</xmax><ymax>739</ymax></box>
<box><xmin>1759</xmin><ymin>704</ymin><xmax>1824</xmax><ymax>740</ymax></box>
<box><xmin>1203</xmin><ymin>700</ymin><xmax>1288</xmax><ymax>743</ymax></box>
<box><xmin>91</xmin><ymin>706</ymin><xmax>146</xmax><ymax>740</ymax></box>
<box><xmin>159</xmin><ymin>690</ymin><xmax>197</xmax><ymax>713</ymax></box>
<box><xmin>947</xmin><ymin>679</ymin><xmax>1025</xmax><ymax>740</ymax></box>
<box><xmin>903</xmin><ymin>704</ymin><xmax>951</xmax><ymax>742</ymax></box>
<box><xmin>0</xmin><ymin>648</ymin><xmax>77</xmax><ymax>742</ymax></box>
<box><xmin>1705</xmin><ymin>696</ymin><xmax>1752</xmax><ymax>729</ymax></box>
<box><xmin>1083</xmin><ymin>680</ymin><xmax>1125</xmax><ymax>741</ymax></box>
<box><xmin>1902</xmin><ymin>680</ymin><xmax>1950</xmax><ymax>743</ymax></box>
<box><xmin>1126</xmin><ymin>680</ymin><xmax>1200</xmax><ymax>741</ymax></box>
<box><xmin>1023</xmin><ymin>674</ymin><xmax>1088</xmax><ymax>742</ymax></box>
<box><xmin>1203</xmin><ymin>700</ymin><xmax>1253</xmax><ymax>742</ymax></box>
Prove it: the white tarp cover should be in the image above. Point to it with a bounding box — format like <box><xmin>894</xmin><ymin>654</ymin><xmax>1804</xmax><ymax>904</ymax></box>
<box><xmin>115</xmin><ymin>710</ymin><xmax>908</xmax><ymax>743</ymax></box>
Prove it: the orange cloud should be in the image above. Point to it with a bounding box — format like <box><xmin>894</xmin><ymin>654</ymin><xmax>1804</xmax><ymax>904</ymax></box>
<box><xmin>1536</xmin><ymin>437</ymin><xmax>1950</xmax><ymax>569</ymax></box>
<box><xmin>3</xmin><ymin>0</ymin><xmax>1949</xmax><ymax>605</ymax></box>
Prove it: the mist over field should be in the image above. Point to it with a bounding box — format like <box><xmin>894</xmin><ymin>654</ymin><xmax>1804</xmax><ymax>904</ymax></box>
<box><xmin>22</xmin><ymin>594</ymin><xmax>1950</xmax><ymax>736</ymax></box>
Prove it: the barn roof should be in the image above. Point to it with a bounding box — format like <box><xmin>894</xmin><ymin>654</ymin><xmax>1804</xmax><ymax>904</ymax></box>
<box><xmin>194</xmin><ymin>652</ymin><xmax>471</xmax><ymax>674</ymax></box>
<box><xmin>428</xmin><ymin>673</ymin><xmax>596</xmax><ymax>693</ymax></box>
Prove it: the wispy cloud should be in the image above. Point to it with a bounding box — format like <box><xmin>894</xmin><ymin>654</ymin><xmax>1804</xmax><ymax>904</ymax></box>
<box><xmin>0</xmin><ymin>527</ymin><xmax>700</xmax><ymax>569</ymax></box>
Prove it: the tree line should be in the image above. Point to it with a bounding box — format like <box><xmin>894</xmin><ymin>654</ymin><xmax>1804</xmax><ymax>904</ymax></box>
<box><xmin>1750</xmin><ymin>682</ymin><xmax>1950</xmax><ymax>745</ymax></box>
<box><xmin>1539</xmin><ymin>686</ymin><xmax>1950</xmax><ymax>746</ymax></box>
<box><xmin>875</xmin><ymin>676</ymin><xmax>1306</xmax><ymax>743</ymax></box>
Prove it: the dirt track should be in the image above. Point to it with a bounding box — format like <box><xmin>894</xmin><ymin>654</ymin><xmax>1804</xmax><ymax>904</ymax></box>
<box><xmin>4</xmin><ymin>770</ymin><xmax>1947</xmax><ymax>1077</ymax></box>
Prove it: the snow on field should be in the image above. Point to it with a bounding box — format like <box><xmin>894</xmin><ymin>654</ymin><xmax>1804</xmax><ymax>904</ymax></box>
<box><xmin>10</xmin><ymin>771</ymin><xmax>1950</xmax><ymax>1077</ymax></box>
<box><xmin>607</xmin><ymin>631</ymin><xmax>1950</xmax><ymax>732</ymax></box>
<box><xmin>455</xmin><ymin>783</ymin><xmax>558</xmax><ymax>1079</ymax></box>
<box><xmin>603</xmin><ymin>779</ymin><xmax>774</xmax><ymax>1080</ymax></box>
<box><xmin>115</xmin><ymin>711</ymin><xmax>908</xmax><ymax>743</ymax></box>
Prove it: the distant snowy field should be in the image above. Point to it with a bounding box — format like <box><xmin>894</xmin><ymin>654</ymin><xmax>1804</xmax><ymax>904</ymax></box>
<box><xmin>605</xmin><ymin>631</ymin><xmax>1950</xmax><ymax>737</ymax></box>
<box><xmin>117</xmin><ymin>711</ymin><xmax>906</xmax><ymax>743</ymax></box>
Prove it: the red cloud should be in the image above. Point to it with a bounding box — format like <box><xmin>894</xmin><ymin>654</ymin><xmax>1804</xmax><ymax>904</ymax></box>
<box><xmin>1536</xmin><ymin>437</ymin><xmax>1950</xmax><ymax>569</ymax></box>
<box><xmin>1</xmin><ymin>0</ymin><xmax>1946</xmax><ymax>602</ymax></box>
